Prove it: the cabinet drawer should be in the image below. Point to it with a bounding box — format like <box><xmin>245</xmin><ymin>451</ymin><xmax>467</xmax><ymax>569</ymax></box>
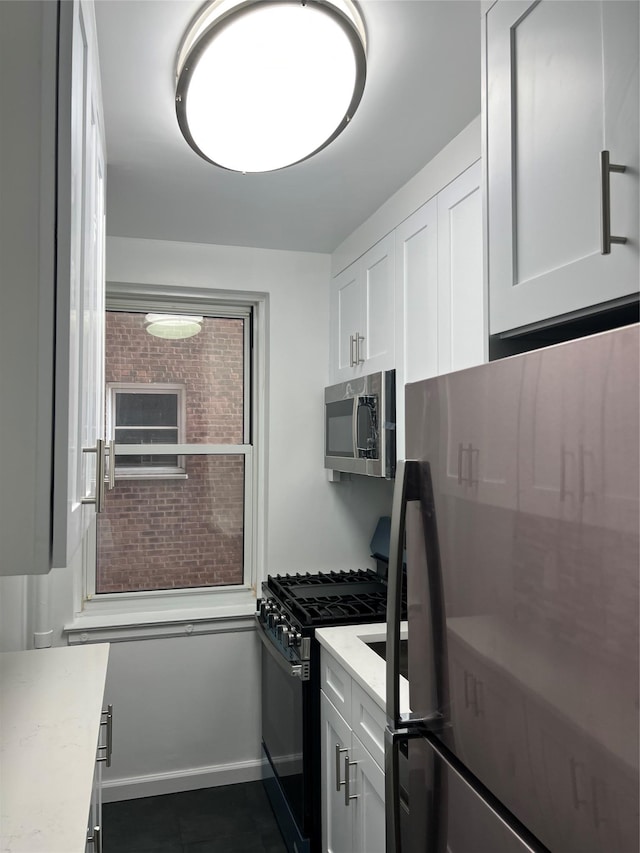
<box><xmin>321</xmin><ymin>649</ymin><xmax>352</xmax><ymax>722</ymax></box>
<box><xmin>351</xmin><ymin>681</ymin><xmax>386</xmax><ymax>769</ymax></box>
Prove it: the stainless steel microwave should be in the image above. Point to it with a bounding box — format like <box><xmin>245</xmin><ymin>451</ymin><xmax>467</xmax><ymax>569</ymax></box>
<box><xmin>324</xmin><ymin>370</ymin><xmax>396</xmax><ymax>478</ymax></box>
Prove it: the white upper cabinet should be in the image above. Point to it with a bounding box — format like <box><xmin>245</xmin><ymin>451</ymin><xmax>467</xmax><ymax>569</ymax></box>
<box><xmin>0</xmin><ymin>0</ymin><xmax>106</xmax><ymax>576</ymax></box>
<box><xmin>436</xmin><ymin>162</ymin><xmax>484</xmax><ymax>375</ymax></box>
<box><xmin>486</xmin><ymin>0</ymin><xmax>639</xmax><ymax>335</ymax></box>
<box><xmin>329</xmin><ymin>234</ymin><xmax>395</xmax><ymax>383</ymax></box>
<box><xmin>395</xmin><ymin>161</ymin><xmax>485</xmax><ymax>457</ymax></box>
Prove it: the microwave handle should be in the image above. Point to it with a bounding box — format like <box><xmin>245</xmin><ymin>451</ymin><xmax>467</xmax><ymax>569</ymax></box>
<box><xmin>352</xmin><ymin>396</ymin><xmax>359</xmax><ymax>458</ymax></box>
<box><xmin>355</xmin><ymin>396</ymin><xmax>377</xmax><ymax>455</ymax></box>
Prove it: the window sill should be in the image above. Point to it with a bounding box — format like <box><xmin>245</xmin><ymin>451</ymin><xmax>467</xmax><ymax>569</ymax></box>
<box><xmin>64</xmin><ymin>591</ymin><xmax>258</xmax><ymax>644</ymax></box>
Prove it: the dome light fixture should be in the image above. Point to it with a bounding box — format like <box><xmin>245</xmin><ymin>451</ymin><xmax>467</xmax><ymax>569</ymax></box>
<box><xmin>144</xmin><ymin>314</ymin><xmax>204</xmax><ymax>339</ymax></box>
<box><xmin>175</xmin><ymin>0</ymin><xmax>367</xmax><ymax>173</ymax></box>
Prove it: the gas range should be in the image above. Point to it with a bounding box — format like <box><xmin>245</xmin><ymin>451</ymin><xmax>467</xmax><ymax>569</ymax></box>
<box><xmin>256</xmin><ymin>568</ymin><xmax>397</xmax><ymax>853</ymax></box>
<box><xmin>257</xmin><ymin>569</ymin><xmax>391</xmax><ymax>674</ymax></box>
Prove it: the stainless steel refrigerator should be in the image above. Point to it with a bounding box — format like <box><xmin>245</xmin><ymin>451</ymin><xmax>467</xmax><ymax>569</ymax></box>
<box><xmin>385</xmin><ymin>324</ymin><xmax>639</xmax><ymax>852</ymax></box>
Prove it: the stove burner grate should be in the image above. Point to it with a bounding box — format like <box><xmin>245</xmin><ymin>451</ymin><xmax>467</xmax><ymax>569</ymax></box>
<box><xmin>267</xmin><ymin>569</ymin><xmax>396</xmax><ymax>627</ymax></box>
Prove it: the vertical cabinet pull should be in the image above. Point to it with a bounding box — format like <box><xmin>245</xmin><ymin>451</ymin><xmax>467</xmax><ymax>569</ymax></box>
<box><xmin>82</xmin><ymin>439</ymin><xmax>106</xmax><ymax>512</ymax></box>
<box><xmin>348</xmin><ymin>332</ymin><xmax>366</xmax><ymax>367</ymax></box>
<box><xmin>87</xmin><ymin>825</ymin><xmax>102</xmax><ymax>853</ymax></box>
<box><xmin>569</xmin><ymin>757</ymin><xmax>588</xmax><ymax>810</ymax></box>
<box><xmin>600</xmin><ymin>150</ymin><xmax>627</xmax><ymax>254</ymax></box>
<box><xmin>82</xmin><ymin>440</ymin><xmax>115</xmax><ymax>512</ymax></box>
<box><xmin>344</xmin><ymin>754</ymin><xmax>359</xmax><ymax>806</ymax></box>
<box><xmin>106</xmin><ymin>439</ymin><xmax>116</xmax><ymax>490</ymax></box>
<box><xmin>335</xmin><ymin>743</ymin><xmax>348</xmax><ymax>791</ymax></box>
<box><xmin>98</xmin><ymin>704</ymin><xmax>113</xmax><ymax>767</ymax></box>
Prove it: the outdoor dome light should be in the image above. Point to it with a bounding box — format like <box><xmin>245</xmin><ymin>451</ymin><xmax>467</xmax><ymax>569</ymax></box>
<box><xmin>144</xmin><ymin>314</ymin><xmax>204</xmax><ymax>339</ymax></box>
<box><xmin>175</xmin><ymin>0</ymin><xmax>367</xmax><ymax>173</ymax></box>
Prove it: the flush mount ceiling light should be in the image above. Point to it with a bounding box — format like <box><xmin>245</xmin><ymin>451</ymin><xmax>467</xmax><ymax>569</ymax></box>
<box><xmin>175</xmin><ymin>0</ymin><xmax>367</xmax><ymax>173</ymax></box>
<box><xmin>144</xmin><ymin>314</ymin><xmax>204</xmax><ymax>339</ymax></box>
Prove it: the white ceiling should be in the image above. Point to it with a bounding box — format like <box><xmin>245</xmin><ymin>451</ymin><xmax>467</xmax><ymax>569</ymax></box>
<box><xmin>94</xmin><ymin>0</ymin><xmax>481</xmax><ymax>254</ymax></box>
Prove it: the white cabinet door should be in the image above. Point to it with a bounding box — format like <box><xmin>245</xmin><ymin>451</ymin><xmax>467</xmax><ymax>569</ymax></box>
<box><xmin>360</xmin><ymin>234</ymin><xmax>395</xmax><ymax>375</ymax></box>
<box><xmin>330</xmin><ymin>235</ymin><xmax>395</xmax><ymax>383</ymax></box>
<box><xmin>394</xmin><ymin>197</ymin><xmax>438</xmax><ymax>457</ymax></box>
<box><xmin>351</xmin><ymin>733</ymin><xmax>385</xmax><ymax>853</ymax></box>
<box><xmin>0</xmin><ymin>0</ymin><xmax>105</xmax><ymax>576</ymax></box>
<box><xmin>486</xmin><ymin>0</ymin><xmax>639</xmax><ymax>335</ymax></box>
<box><xmin>321</xmin><ymin>692</ymin><xmax>353</xmax><ymax>853</ymax></box>
<box><xmin>53</xmin><ymin>0</ymin><xmax>107</xmax><ymax>569</ymax></box>
<box><xmin>437</xmin><ymin>161</ymin><xmax>484</xmax><ymax>374</ymax></box>
<box><xmin>332</xmin><ymin>262</ymin><xmax>363</xmax><ymax>381</ymax></box>
<box><xmin>395</xmin><ymin>165</ymin><xmax>484</xmax><ymax>459</ymax></box>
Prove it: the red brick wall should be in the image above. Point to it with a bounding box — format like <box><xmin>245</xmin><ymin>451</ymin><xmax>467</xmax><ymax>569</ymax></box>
<box><xmin>97</xmin><ymin>312</ymin><xmax>246</xmax><ymax>593</ymax></box>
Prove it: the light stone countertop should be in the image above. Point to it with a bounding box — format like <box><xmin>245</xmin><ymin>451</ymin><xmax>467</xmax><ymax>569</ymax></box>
<box><xmin>315</xmin><ymin>622</ymin><xmax>410</xmax><ymax>715</ymax></box>
<box><xmin>0</xmin><ymin>644</ymin><xmax>110</xmax><ymax>853</ymax></box>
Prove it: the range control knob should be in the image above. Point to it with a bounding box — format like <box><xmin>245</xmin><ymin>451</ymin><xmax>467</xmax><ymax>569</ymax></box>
<box><xmin>269</xmin><ymin>612</ymin><xmax>283</xmax><ymax>629</ymax></box>
<box><xmin>276</xmin><ymin>621</ymin><xmax>290</xmax><ymax>639</ymax></box>
<box><xmin>288</xmin><ymin>631</ymin><xmax>302</xmax><ymax>647</ymax></box>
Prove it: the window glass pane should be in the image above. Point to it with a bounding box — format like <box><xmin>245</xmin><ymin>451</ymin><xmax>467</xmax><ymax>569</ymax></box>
<box><xmin>106</xmin><ymin>312</ymin><xmax>245</xmax><ymax>444</ymax></box>
<box><xmin>115</xmin><ymin>454</ymin><xmax>180</xmax><ymax>469</ymax></box>
<box><xmin>97</xmin><ymin>455</ymin><xmax>245</xmax><ymax>592</ymax></box>
<box><xmin>116</xmin><ymin>393</ymin><xmax>178</xmax><ymax>427</ymax></box>
<box><xmin>115</xmin><ymin>427</ymin><xmax>179</xmax><ymax>445</ymax></box>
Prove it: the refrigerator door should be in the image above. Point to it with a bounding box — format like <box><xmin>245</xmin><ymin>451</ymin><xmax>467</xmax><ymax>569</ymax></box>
<box><xmin>401</xmin><ymin>734</ymin><xmax>545</xmax><ymax>853</ymax></box>
<box><xmin>401</xmin><ymin>326</ymin><xmax>639</xmax><ymax>853</ymax></box>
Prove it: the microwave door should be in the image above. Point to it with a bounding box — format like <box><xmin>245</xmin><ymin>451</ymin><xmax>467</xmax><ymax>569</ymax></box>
<box><xmin>326</xmin><ymin>397</ymin><xmax>358</xmax><ymax>461</ymax></box>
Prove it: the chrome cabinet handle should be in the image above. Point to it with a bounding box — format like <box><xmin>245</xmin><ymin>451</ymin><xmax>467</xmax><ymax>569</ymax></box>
<box><xmin>82</xmin><ymin>439</ymin><xmax>106</xmax><ymax>512</ymax></box>
<box><xmin>87</xmin><ymin>825</ymin><xmax>101</xmax><ymax>853</ymax></box>
<box><xmin>335</xmin><ymin>743</ymin><xmax>348</xmax><ymax>792</ymax></box>
<box><xmin>474</xmin><ymin>680</ymin><xmax>484</xmax><ymax>718</ymax></box>
<box><xmin>356</xmin><ymin>333</ymin><xmax>365</xmax><ymax>365</ymax></box>
<box><xmin>98</xmin><ymin>704</ymin><xmax>113</xmax><ymax>767</ymax></box>
<box><xmin>463</xmin><ymin>670</ymin><xmax>474</xmax><ymax>709</ymax></box>
<box><xmin>570</xmin><ymin>757</ymin><xmax>588</xmax><ymax>810</ymax></box>
<box><xmin>578</xmin><ymin>444</ymin><xmax>595</xmax><ymax>504</ymax></box>
<box><xmin>560</xmin><ymin>444</ymin><xmax>571</xmax><ymax>502</ymax></box>
<box><xmin>600</xmin><ymin>150</ymin><xmax>627</xmax><ymax>254</ymax></box>
<box><xmin>106</xmin><ymin>440</ymin><xmax>116</xmax><ymax>490</ymax></box>
<box><xmin>457</xmin><ymin>443</ymin><xmax>464</xmax><ymax>485</ymax></box>
<box><xmin>349</xmin><ymin>334</ymin><xmax>357</xmax><ymax>367</ymax></box>
<box><xmin>344</xmin><ymin>754</ymin><xmax>359</xmax><ymax>806</ymax></box>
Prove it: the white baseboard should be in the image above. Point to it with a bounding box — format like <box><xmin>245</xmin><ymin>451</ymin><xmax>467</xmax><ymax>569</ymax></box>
<box><xmin>102</xmin><ymin>757</ymin><xmax>266</xmax><ymax>802</ymax></box>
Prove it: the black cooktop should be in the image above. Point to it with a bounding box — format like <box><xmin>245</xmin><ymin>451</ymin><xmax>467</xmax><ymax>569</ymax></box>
<box><xmin>267</xmin><ymin>569</ymin><xmax>399</xmax><ymax>628</ymax></box>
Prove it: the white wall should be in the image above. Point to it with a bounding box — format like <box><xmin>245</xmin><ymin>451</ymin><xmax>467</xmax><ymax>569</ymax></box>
<box><xmin>105</xmin><ymin>236</ymin><xmax>394</xmax><ymax>577</ymax></box>
<box><xmin>94</xmin><ymin>237</ymin><xmax>392</xmax><ymax>799</ymax></box>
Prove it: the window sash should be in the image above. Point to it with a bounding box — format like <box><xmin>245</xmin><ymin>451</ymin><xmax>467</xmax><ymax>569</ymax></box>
<box><xmin>86</xmin><ymin>445</ymin><xmax>254</xmax><ymax>601</ymax></box>
<box><xmin>81</xmin><ymin>291</ymin><xmax>261</xmax><ymax>614</ymax></box>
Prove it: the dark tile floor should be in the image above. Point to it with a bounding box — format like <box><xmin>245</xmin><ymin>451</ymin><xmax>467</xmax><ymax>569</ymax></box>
<box><xmin>103</xmin><ymin>781</ymin><xmax>288</xmax><ymax>853</ymax></box>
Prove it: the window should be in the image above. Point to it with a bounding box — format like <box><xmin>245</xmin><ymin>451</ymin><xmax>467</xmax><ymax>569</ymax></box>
<box><xmin>107</xmin><ymin>383</ymin><xmax>186</xmax><ymax>478</ymax></box>
<box><xmin>90</xmin><ymin>294</ymin><xmax>261</xmax><ymax>604</ymax></box>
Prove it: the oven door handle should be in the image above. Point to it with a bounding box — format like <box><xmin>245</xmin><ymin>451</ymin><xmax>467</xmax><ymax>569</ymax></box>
<box><xmin>255</xmin><ymin>616</ymin><xmax>309</xmax><ymax>681</ymax></box>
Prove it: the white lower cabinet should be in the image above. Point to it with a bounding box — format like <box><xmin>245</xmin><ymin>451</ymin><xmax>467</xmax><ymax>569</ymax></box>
<box><xmin>86</xmin><ymin>703</ymin><xmax>113</xmax><ymax>852</ymax></box>
<box><xmin>320</xmin><ymin>649</ymin><xmax>386</xmax><ymax>853</ymax></box>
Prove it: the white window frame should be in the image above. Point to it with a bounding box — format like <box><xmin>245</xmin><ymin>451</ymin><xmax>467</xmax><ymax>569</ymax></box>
<box><xmin>106</xmin><ymin>382</ymin><xmax>187</xmax><ymax>479</ymax></box>
<box><xmin>69</xmin><ymin>284</ymin><xmax>268</xmax><ymax>639</ymax></box>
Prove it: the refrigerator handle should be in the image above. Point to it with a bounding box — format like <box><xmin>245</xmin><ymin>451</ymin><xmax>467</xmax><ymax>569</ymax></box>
<box><xmin>385</xmin><ymin>725</ymin><xmax>423</xmax><ymax>853</ymax></box>
<box><xmin>386</xmin><ymin>459</ymin><xmax>420</xmax><ymax>729</ymax></box>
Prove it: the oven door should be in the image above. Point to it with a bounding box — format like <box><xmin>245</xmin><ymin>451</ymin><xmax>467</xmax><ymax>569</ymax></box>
<box><xmin>258</xmin><ymin>621</ymin><xmax>311</xmax><ymax>839</ymax></box>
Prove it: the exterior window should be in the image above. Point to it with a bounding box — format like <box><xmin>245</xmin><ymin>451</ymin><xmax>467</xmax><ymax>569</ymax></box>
<box><xmin>107</xmin><ymin>384</ymin><xmax>186</xmax><ymax>478</ymax></box>
<box><xmin>95</xmin><ymin>306</ymin><xmax>253</xmax><ymax>596</ymax></box>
